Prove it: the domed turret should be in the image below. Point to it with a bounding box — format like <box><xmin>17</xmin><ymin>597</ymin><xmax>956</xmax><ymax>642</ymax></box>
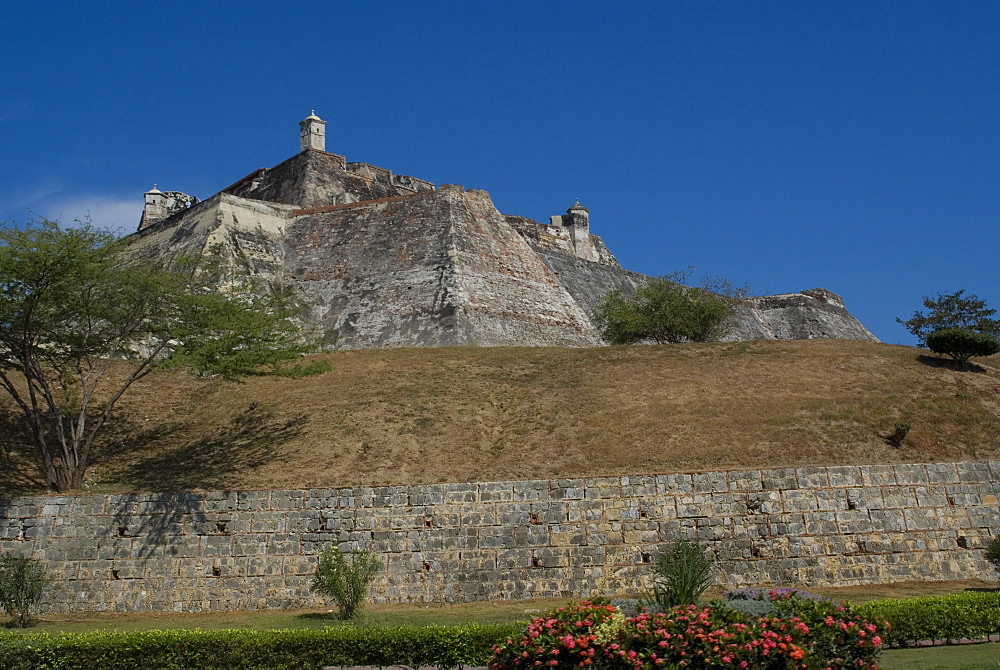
<box><xmin>299</xmin><ymin>110</ymin><xmax>327</xmax><ymax>152</ymax></box>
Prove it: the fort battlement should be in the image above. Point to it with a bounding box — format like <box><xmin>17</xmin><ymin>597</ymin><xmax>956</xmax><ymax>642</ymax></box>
<box><xmin>129</xmin><ymin>112</ymin><xmax>880</xmax><ymax>348</ymax></box>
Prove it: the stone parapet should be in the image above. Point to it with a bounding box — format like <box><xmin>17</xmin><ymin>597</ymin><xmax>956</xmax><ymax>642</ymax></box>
<box><xmin>1</xmin><ymin>462</ymin><xmax>997</xmax><ymax>613</ymax></box>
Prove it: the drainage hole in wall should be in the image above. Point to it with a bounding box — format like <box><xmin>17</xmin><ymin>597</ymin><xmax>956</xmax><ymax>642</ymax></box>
<box><xmin>212</xmin><ymin>566</ymin><xmax>222</xmax><ymax>577</ymax></box>
<box><xmin>640</xmin><ymin>552</ymin><xmax>652</xmax><ymax>564</ymax></box>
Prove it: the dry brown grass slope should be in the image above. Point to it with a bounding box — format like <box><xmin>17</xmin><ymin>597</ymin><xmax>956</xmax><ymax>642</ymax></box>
<box><xmin>1</xmin><ymin>340</ymin><xmax>998</xmax><ymax>494</ymax></box>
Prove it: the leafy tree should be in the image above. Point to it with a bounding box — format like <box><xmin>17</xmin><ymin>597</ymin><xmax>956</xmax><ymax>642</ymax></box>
<box><xmin>897</xmin><ymin>290</ymin><xmax>1000</xmax><ymax>346</ymax></box>
<box><xmin>592</xmin><ymin>270</ymin><xmax>743</xmax><ymax>345</ymax></box>
<box><xmin>925</xmin><ymin>328</ymin><xmax>1000</xmax><ymax>368</ymax></box>
<box><xmin>0</xmin><ymin>220</ymin><xmax>315</xmax><ymax>492</ymax></box>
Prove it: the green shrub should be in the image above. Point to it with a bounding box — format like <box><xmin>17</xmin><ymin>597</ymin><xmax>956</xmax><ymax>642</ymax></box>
<box><xmin>718</xmin><ymin>597</ymin><xmax>777</xmax><ymax>618</ymax></box>
<box><xmin>0</xmin><ymin>624</ymin><xmax>520</xmax><ymax>670</ymax></box>
<box><xmin>646</xmin><ymin>539</ymin><xmax>714</xmax><ymax>608</ymax></box>
<box><xmin>0</xmin><ymin>554</ymin><xmax>48</xmax><ymax>628</ymax></box>
<box><xmin>986</xmin><ymin>535</ymin><xmax>1000</xmax><ymax>574</ymax></box>
<box><xmin>592</xmin><ymin>271</ymin><xmax>742</xmax><ymax>345</ymax></box>
<box><xmin>926</xmin><ymin>327</ymin><xmax>1000</xmax><ymax>366</ymax></box>
<box><xmin>858</xmin><ymin>591</ymin><xmax>1000</xmax><ymax>647</ymax></box>
<box><xmin>310</xmin><ymin>546</ymin><xmax>380</xmax><ymax>620</ymax></box>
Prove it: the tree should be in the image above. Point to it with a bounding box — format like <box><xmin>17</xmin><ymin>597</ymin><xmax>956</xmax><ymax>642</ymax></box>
<box><xmin>897</xmin><ymin>290</ymin><xmax>1000</xmax><ymax>346</ymax></box>
<box><xmin>925</xmin><ymin>328</ymin><xmax>1000</xmax><ymax>368</ymax></box>
<box><xmin>0</xmin><ymin>220</ymin><xmax>315</xmax><ymax>492</ymax></box>
<box><xmin>592</xmin><ymin>271</ymin><xmax>742</xmax><ymax>345</ymax></box>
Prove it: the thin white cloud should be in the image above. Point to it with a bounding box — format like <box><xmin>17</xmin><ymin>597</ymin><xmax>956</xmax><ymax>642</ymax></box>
<box><xmin>33</xmin><ymin>195</ymin><xmax>142</xmax><ymax>234</ymax></box>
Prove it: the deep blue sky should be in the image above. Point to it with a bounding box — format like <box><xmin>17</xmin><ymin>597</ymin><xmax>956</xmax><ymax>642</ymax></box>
<box><xmin>2</xmin><ymin>1</ymin><xmax>997</xmax><ymax>345</ymax></box>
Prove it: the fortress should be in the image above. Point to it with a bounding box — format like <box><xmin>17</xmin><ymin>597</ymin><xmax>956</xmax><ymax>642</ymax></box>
<box><xmin>131</xmin><ymin>113</ymin><xmax>878</xmax><ymax>348</ymax></box>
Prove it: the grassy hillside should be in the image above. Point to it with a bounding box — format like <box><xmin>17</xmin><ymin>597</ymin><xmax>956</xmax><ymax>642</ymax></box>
<box><xmin>1</xmin><ymin>340</ymin><xmax>998</xmax><ymax>494</ymax></box>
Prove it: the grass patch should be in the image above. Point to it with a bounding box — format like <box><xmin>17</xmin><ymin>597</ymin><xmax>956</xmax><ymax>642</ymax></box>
<box><xmin>1</xmin><ymin>341</ymin><xmax>998</xmax><ymax>494</ymax></box>
<box><xmin>14</xmin><ymin>580</ymin><xmax>997</xmax><ymax>636</ymax></box>
<box><xmin>880</xmin><ymin>643</ymin><xmax>1000</xmax><ymax>669</ymax></box>
<box><xmin>9</xmin><ymin>598</ymin><xmax>559</xmax><ymax>635</ymax></box>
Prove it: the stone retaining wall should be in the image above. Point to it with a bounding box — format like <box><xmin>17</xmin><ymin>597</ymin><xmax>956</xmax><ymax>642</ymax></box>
<box><xmin>1</xmin><ymin>462</ymin><xmax>998</xmax><ymax>614</ymax></box>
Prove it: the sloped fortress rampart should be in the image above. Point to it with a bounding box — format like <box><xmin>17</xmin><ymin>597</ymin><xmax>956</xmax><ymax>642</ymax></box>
<box><xmin>130</xmin><ymin>113</ymin><xmax>878</xmax><ymax>348</ymax></box>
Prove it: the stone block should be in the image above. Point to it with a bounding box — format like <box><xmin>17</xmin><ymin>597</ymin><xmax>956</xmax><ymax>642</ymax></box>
<box><xmin>442</xmin><ymin>483</ymin><xmax>479</xmax><ymax>504</ymax></box>
<box><xmin>914</xmin><ymin>485</ymin><xmax>951</xmax><ymax>507</ymax></box>
<box><xmin>860</xmin><ymin>465</ymin><xmax>897</xmax><ymax>487</ymax></box>
<box><xmin>893</xmin><ymin>463</ymin><xmax>930</xmax><ymax>485</ymax></box>
<box><xmin>924</xmin><ymin>463</ymin><xmax>960</xmax><ymax>484</ymax></box>
<box><xmin>903</xmin><ymin>508</ymin><xmax>941</xmax><ymax>531</ymax></box>
<box><xmin>692</xmin><ymin>471</ymin><xmax>728</xmax><ymax>494</ymax></box>
<box><xmin>676</xmin><ymin>493</ymin><xmax>713</xmax><ymax>518</ymax></box>
<box><xmin>656</xmin><ymin>473</ymin><xmax>694</xmax><ymax>495</ymax></box>
<box><xmin>473</xmin><ymin>482</ymin><xmax>510</xmax><ymax>503</ymax></box>
<box><xmin>825</xmin><ymin>466</ymin><xmax>863</xmax><ymax>488</ymax></box>
<box><xmin>782</xmin><ymin>489</ymin><xmax>819</xmax><ymax>512</ymax></box>
<box><xmin>549</xmin><ymin>523</ymin><xmax>587</xmax><ymax>546</ymax></box>
<box><xmin>583</xmin><ymin>477</ymin><xmax>621</xmax><ymax>499</ymax></box>
<box><xmin>761</xmin><ymin>468</ymin><xmax>798</xmax><ymax>491</ymax></box>
<box><xmin>621</xmin><ymin>475</ymin><xmax>658</xmax><ymax>497</ymax></box>
<box><xmin>478</xmin><ymin>526</ymin><xmax>514</xmax><ymax>549</ymax></box>
<box><xmin>727</xmin><ymin>470</ymin><xmax>763</xmax><ymax>491</ymax></box>
<box><xmin>957</xmin><ymin>462</ymin><xmax>992</xmax><ymax>483</ymax></box>
<box><xmin>796</xmin><ymin>467</ymin><xmax>830</xmax><ymax>489</ymax></box>
<box><xmin>551</xmin><ymin>479</ymin><xmax>586</xmax><ymax>500</ymax></box>
<box><xmin>565</xmin><ymin>499</ymin><xmax>605</xmax><ymax>523</ymax></box>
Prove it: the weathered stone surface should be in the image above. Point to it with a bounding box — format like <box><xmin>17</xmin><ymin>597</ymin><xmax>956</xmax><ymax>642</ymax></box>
<box><xmin>2</xmin><ymin>462</ymin><xmax>997</xmax><ymax>613</ymax></box>
<box><xmin>128</xmin><ymin>116</ymin><xmax>880</xmax><ymax>348</ymax></box>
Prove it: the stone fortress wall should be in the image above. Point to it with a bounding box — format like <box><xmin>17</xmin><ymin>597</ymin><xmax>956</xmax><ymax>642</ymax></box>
<box><xmin>2</xmin><ymin>461</ymin><xmax>997</xmax><ymax>614</ymax></box>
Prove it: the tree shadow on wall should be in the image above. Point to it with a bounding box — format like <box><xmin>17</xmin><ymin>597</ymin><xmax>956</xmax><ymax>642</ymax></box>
<box><xmin>0</xmin><ymin>408</ymin><xmax>47</xmax><ymax>493</ymax></box>
<box><xmin>0</xmin><ymin>407</ymin><xmax>192</xmax><ymax>494</ymax></box>
<box><xmin>117</xmin><ymin>408</ymin><xmax>308</xmax><ymax>491</ymax></box>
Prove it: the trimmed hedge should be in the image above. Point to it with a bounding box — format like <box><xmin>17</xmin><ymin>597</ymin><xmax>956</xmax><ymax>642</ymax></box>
<box><xmin>858</xmin><ymin>591</ymin><xmax>1000</xmax><ymax>647</ymax></box>
<box><xmin>0</xmin><ymin>623</ymin><xmax>521</xmax><ymax>669</ymax></box>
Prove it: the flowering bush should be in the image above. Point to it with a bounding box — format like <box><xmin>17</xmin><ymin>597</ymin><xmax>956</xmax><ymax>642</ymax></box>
<box><xmin>491</xmin><ymin>597</ymin><xmax>887</xmax><ymax>669</ymax></box>
<box><xmin>603</xmin><ymin>604</ymin><xmax>813</xmax><ymax>669</ymax></box>
<box><xmin>489</xmin><ymin>601</ymin><xmax>617</xmax><ymax>668</ymax></box>
<box><xmin>758</xmin><ymin>590</ymin><xmax>886</xmax><ymax>669</ymax></box>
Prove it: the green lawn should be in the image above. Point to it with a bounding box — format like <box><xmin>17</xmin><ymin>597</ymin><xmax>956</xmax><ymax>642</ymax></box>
<box><xmin>11</xmin><ymin>598</ymin><xmax>553</xmax><ymax>635</ymax></box>
<box><xmin>881</xmin><ymin>643</ymin><xmax>1000</xmax><ymax>669</ymax></box>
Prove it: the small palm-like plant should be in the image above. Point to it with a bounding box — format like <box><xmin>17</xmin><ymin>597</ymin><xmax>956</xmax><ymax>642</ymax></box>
<box><xmin>310</xmin><ymin>546</ymin><xmax>380</xmax><ymax>619</ymax></box>
<box><xmin>647</xmin><ymin>539</ymin><xmax>715</xmax><ymax>608</ymax></box>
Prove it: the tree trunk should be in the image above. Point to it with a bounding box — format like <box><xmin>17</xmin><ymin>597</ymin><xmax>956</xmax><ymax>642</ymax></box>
<box><xmin>49</xmin><ymin>463</ymin><xmax>83</xmax><ymax>493</ymax></box>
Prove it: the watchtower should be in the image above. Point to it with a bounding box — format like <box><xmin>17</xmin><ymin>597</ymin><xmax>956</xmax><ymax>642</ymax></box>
<box><xmin>299</xmin><ymin>111</ymin><xmax>326</xmax><ymax>152</ymax></box>
<box><xmin>564</xmin><ymin>200</ymin><xmax>595</xmax><ymax>261</ymax></box>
